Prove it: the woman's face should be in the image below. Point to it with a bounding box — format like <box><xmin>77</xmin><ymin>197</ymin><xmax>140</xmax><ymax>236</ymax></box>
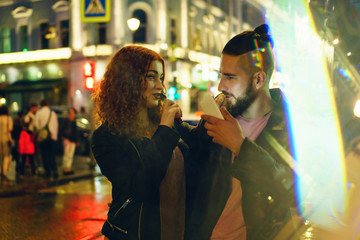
<box><xmin>69</xmin><ymin>108</ymin><xmax>76</xmax><ymax>120</ymax></box>
<box><xmin>143</xmin><ymin>60</ymin><xmax>164</xmax><ymax>108</ymax></box>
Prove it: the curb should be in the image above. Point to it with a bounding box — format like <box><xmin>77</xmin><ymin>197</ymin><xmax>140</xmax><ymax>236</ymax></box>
<box><xmin>0</xmin><ymin>171</ymin><xmax>101</xmax><ymax>198</ymax></box>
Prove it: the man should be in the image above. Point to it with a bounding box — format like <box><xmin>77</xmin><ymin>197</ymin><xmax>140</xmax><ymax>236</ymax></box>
<box><xmin>24</xmin><ymin>103</ymin><xmax>38</xmax><ymax>132</ymax></box>
<box><xmin>176</xmin><ymin>24</ymin><xmax>299</xmax><ymax>239</ymax></box>
<box><xmin>34</xmin><ymin>99</ymin><xmax>59</xmax><ymax>178</ymax></box>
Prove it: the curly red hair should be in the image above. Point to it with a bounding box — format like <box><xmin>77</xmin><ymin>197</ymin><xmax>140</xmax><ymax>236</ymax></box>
<box><xmin>92</xmin><ymin>45</ymin><xmax>165</xmax><ymax>136</ymax></box>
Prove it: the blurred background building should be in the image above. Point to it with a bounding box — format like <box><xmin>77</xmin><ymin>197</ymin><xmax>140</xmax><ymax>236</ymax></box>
<box><xmin>0</xmin><ymin>0</ymin><xmax>359</xmax><ymax>149</ymax></box>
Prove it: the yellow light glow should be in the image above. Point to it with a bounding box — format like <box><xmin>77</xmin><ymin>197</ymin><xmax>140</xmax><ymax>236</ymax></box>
<box><xmin>188</xmin><ymin>50</ymin><xmax>220</xmax><ymax>68</ymax></box>
<box><xmin>85</xmin><ymin>77</ymin><xmax>94</xmax><ymax>90</ymax></box>
<box><xmin>0</xmin><ymin>98</ymin><xmax>6</xmax><ymax>104</ymax></box>
<box><xmin>72</xmin><ymin>0</ymin><xmax>82</xmax><ymax>50</ymax></box>
<box><xmin>127</xmin><ymin>18</ymin><xmax>140</xmax><ymax>31</ymax></box>
<box><xmin>333</xmin><ymin>38</ymin><xmax>339</xmax><ymax>45</ymax></box>
<box><xmin>84</xmin><ymin>63</ymin><xmax>93</xmax><ymax>76</ymax></box>
<box><xmin>160</xmin><ymin>43</ymin><xmax>168</xmax><ymax>50</ymax></box>
<box><xmin>347</xmin><ymin>52</ymin><xmax>352</xmax><ymax>56</ymax></box>
<box><xmin>353</xmin><ymin>100</ymin><xmax>360</xmax><ymax>118</ymax></box>
<box><xmin>82</xmin><ymin>45</ymin><xmax>113</xmax><ymax>57</ymax></box>
<box><xmin>81</xmin><ymin>118</ymin><xmax>89</xmax><ymax>125</ymax></box>
<box><xmin>11</xmin><ymin>102</ymin><xmax>19</xmax><ymax>112</ymax></box>
<box><xmin>0</xmin><ymin>48</ymin><xmax>71</xmax><ymax>65</ymax></box>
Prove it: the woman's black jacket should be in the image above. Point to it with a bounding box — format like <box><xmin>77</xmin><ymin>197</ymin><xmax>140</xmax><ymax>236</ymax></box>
<box><xmin>91</xmin><ymin>124</ymin><xmax>182</xmax><ymax>240</ymax></box>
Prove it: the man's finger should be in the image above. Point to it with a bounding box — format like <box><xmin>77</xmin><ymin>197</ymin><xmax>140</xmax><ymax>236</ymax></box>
<box><xmin>204</xmin><ymin>121</ymin><xmax>216</xmax><ymax>131</ymax></box>
<box><xmin>206</xmin><ymin>130</ymin><xmax>216</xmax><ymax>138</ymax></box>
<box><xmin>220</xmin><ymin>106</ymin><xmax>234</xmax><ymax>121</ymax></box>
<box><xmin>201</xmin><ymin>114</ymin><xmax>220</xmax><ymax>124</ymax></box>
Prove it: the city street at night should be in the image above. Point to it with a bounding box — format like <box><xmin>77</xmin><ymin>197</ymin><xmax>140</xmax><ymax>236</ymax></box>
<box><xmin>0</xmin><ymin>0</ymin><xmax>360</xmax><ymax>239</ymax></box>
<box><xmin>0</xmin><ymin>175</ymin><xmax>111</xmax><ymax>240</ymax></box>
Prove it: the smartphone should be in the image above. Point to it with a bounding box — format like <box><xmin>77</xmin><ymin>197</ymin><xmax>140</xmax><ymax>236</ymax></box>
<box><xmin>199</xmin><ymin>94</ymin><xmax>224</xmax><ymax>120</ymax></box>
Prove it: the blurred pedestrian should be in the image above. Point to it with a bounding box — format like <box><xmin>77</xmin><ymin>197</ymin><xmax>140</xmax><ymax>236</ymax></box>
<box><xmin>23</xmin><ymin>103</ymin><xmax>38</xmax><ymax>132</ymax></box>
<box><xmin>91</xmin><ymin>46</ymin><xmax>185</xmax><ymax>240</ymax></box>
<box><xmin>24</xmin><ymin>103</ymin><xmax>42</xmax><ymax>174</ymax></box>
<box><xmin>34</xmin><ymin>99</ymin><xmax>59</xmax><ymax>178</ymax></box>
<box><xmin>11</xmin><ymin>111</ymin><xmax>23</xmax><ymax>175</ymax></box>
<box><xmin>59</xmin><ymin>107</ymin><xmax>78</xmax><ymax>175</ymax></box>
<box><xmin>18</xmin><ymin>122</ymin><xmax>36</xmax><ymax>177</ymax></box>
<box><xmin>0</xmin><ymin>105</ymin><xmax>13</xmax><ymax>181</ymax></box>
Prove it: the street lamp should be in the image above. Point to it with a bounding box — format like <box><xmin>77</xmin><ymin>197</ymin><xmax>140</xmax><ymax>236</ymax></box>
<box><xmin>127</xmin><ymin>18</ymin><xmax>140</xmax><ymax>31</ymax></box>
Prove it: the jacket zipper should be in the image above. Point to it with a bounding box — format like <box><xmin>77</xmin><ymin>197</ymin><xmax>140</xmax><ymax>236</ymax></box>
<box><xmin>138</xmin><ymin>202</ymin><xmax>143</xmax><ymax>240</ymax></box>
<box><xmin>114</xmin><ymin>198</ymin><xmax>132</xmax><ymax>217</ymax></box>
<box><xmin>106</xmin><ymin>219</ymin><xmax>128</xmax><ymax>234</ymax></box>
<box><xmin>128</xmin><ymin>139</ymin><xmax>143</xmax><ymax>240</ymax></box>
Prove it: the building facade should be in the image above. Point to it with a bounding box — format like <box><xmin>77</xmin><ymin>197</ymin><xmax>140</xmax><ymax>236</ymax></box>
<box><xmin>0</xmin><ymin>0</ymin><xmax>265</xmax><ymax>118</ymax></box>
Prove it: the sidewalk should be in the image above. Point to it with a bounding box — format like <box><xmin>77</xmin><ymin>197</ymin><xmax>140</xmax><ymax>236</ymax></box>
<box><xmin>0</xmin><ymin>155</ymin><xmax>102</xmax><ymax>197</ymax></box>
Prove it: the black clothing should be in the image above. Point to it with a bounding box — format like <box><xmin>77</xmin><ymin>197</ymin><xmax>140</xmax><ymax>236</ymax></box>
<box><xmin>59</xmin><ymin>119</ymin><xmax>78</xmax><ymax>142</ymax></box>
<box><xmin>38</xmin><ymin>139</ymin><xmax>57</xmax><ymax>177</ymax></box>
<box><xmin>176</xmin><ymin>88</ymin><xmax>297</xmax><ymax>240</ymax></box>
<box><xmin>91</xmin><ymin>124</ymin><xmax>184</xmax><ymax>240</ymax></box>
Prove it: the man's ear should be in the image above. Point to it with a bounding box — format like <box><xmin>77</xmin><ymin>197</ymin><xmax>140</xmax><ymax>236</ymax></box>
<box><xmin>253</xmin><ymin>70</ymin><xmax>266</xmax><ymax>89</ymax></box>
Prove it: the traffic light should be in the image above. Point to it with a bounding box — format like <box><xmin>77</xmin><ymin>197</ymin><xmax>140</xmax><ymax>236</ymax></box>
<box><xmin>83</xmin><ymin>61</ymin><xmax>95</xmax><ymax>90</ymax></box>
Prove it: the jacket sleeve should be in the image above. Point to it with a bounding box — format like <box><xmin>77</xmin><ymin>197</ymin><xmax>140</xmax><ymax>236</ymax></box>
<box><xmin>174</xmin><ymin>119</ymin><xmax>211</xmax><ymax>151</ymax></box>
<box><xmin>232</xmin><ymin>138</ymin><xmax>294</xmax><ymax>198</ymax></box>
<box><xmin>91</xmin><ymin>125</ymin><xmax>180</xmax><ymax>201</ymax></box>
<box><xmin>231</xmin><ymin>138</ymin><xmax>296</xmax><ymax>238</ymax></box>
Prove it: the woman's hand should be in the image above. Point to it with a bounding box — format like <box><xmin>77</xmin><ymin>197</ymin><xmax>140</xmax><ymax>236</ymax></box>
<box><xmin>160</xmin><ymin>99</ymin><xmax>182</xmax><ymax>128</ymax></box>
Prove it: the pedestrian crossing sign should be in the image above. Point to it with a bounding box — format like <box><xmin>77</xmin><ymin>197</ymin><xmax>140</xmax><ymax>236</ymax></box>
<box><xmin>81</xmin><ymin>0</ymin><xmax>111</xmax><ymax>23</ymax></box>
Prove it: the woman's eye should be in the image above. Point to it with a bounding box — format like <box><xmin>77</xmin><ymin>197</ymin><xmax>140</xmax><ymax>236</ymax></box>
<box><xmin>146</xmin><ymin>75</ymin><xmax>155</xmax><ymax>80</ymax></box>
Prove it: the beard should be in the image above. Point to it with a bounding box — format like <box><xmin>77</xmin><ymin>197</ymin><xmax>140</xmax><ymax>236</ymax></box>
<box><xmin>225</xmin><ymin>81</ymin><xmax>256</xmax><ymax>117</ymax></box>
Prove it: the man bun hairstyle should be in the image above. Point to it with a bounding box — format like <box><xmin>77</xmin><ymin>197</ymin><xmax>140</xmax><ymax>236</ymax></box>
<box><xmin>222</xmin><ymin>24</ymin><xmax>275</xmax><ymax>81</ymax></box>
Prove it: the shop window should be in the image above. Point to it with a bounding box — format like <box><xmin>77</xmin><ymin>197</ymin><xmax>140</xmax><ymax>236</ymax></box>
<box><xmin>40</xmin><ymin>22</ymin><xmax>49</xmax><ymax>49</ymax></box>
<box><xmin>1</xmin><ymin>28</ymin><xmax>11</xmax><ymax>53</ymax></box>
<box><xmin>193</xmin><ymin>27</ymin><xmax>202</xmax><ymax>51</ymax></box>
<box><xmin>132</xmin><ymin>9</ymin><xmax>147</xmax><ymax>43</ymax></box>
<box><xmin>60</xmin><ymin>20</ymin><xmax>69</xmax><ymax>47</ymax></box>
<box><xmin>170</xmin><ymin>18</ymin><xmax>177</xmax><ymax>45</ymax></box>
<box><xmin>19</xmin><ymin>25</ymin><xmax>28</xmax><ymax>51</ymax></box>
<box><xmin>98</xmin><ymin>23</ymin><xmax>106</xmax><ymax>44</ymax></box>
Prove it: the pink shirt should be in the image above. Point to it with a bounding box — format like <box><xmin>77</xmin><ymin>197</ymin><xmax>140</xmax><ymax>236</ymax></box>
<box><xmin>211</xmin><ymin>113</ymin><xmax>271</xmax><ymax>240</ymax></box>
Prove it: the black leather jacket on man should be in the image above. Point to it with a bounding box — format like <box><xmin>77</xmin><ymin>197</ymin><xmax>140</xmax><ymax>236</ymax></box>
<box><xmin>91</xmin><ymin>124</ymin><xmax>184</xmax><ymax>240</ymax></box>
<box><xmin>176</xmin><ymin>88</ymin><xmax>297</xmax><ymax>240</ymax></box>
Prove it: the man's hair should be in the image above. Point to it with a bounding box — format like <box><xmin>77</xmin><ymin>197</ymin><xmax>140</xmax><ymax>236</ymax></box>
<box><xmin>40</xmin><ymin>99</ymin><xmax>49</xmax><ymax>107</ymax></box>
<box><xmin>92</xmin><ymin>45</ymin><xmax>165</xmax><ymax>136</ymax></box>
<box><xmin>0</xmin><ymin>105</ymin><xmax>8</xmax><ymax>115</ymax></box>
<box><xmin>222</xmin><ymin>24</ymin><xmax>275</xmax><ymax>81</ymax></box>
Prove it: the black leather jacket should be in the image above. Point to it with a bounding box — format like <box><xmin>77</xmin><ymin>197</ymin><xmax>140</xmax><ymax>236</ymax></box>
<box><xmin>91</xmin><ymin>124</ymin><xmax>182</xmax><ymax>240</ymax></box>
<box><xmin>176</xmin><ymin>89</ymin><xmax>297</xmax><ymax>240</ymax></box>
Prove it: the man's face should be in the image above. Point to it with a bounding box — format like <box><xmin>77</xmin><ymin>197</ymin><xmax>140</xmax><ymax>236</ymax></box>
<box><xmin>31</xmin><ymin>106</ymin><xmax>38</xmax><ymax>113</ymax></box>
<box><xmin>218</xmin><ymin>53</ymin><xmax>257</xmax><ymax>117</ymax></box>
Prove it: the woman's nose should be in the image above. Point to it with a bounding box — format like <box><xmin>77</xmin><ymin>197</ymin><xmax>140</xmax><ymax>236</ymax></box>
<box><xmin>154</xmin><ymin>78</ymin><xmax>163</xmax><ymax>89</ymax></box>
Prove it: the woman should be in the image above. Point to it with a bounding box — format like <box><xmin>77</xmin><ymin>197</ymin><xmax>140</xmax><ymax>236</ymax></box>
<box><xmin>91</xmin><ymin>46</ymin><xmax>186</xmax><ymax>240</ymax></box>
<box><xmin>0</xmin><ymin>105</ymin><xmax>13</xmax><ymax>181</ymax></box>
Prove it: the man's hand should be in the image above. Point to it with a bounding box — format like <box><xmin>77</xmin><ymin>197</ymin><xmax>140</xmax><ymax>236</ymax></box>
<box><xmin>201</xmin><ymin>106</ymin><xmax>245</xmax><ymax>156</ymax></box>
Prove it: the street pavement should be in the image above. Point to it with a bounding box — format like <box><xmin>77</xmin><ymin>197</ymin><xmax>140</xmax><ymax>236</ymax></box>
<box><xmin>0</xmin><ymin>154</ymin><xmax>102</xmax><ymax>198</ymax></box>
